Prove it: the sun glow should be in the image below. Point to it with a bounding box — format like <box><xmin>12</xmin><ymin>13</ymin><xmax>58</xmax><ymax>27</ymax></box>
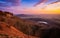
<box><xmin>5</xmin><ymin>2</ymin><xmax>60</xmax><ymax>14</ymax></box>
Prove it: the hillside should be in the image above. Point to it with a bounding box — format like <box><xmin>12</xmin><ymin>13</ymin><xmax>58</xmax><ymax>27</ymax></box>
<box><xmin>0</xmin><ymin>11</ymin><xmax>60</xmax><ymax>38</ymax></box>
<box><xmin>0</xmin><ymin>11</ymin><xmax>39</xmax><ymax>38</ymax></box>
<box><xmin>0</xmin><ymin>22</ymin><xmax>39</xmax><ymax>38</ymax></box>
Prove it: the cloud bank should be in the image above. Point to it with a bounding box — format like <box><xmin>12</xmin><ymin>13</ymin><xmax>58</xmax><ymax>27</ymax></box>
<box><xmin>34</xmin><ymin>0</ymin><xmax>48</xmax><ymax>6</ymax></box>
<box><xmin>34</xmin><ymin>0</ymin><xmax>60</xmax><ymax>7</ymax></box>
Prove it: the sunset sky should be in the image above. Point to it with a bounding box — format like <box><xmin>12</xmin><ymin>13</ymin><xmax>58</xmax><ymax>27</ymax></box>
<box><xmin>0</xmin><ymin>0</ymin><xmax>60</xmax><ymax>14</ymax></box>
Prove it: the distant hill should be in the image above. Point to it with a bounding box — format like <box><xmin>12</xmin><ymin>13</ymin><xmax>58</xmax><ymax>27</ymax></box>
<box><xmin>0</xmin><ymin>10</ymin><xmax>60</xmax><ymax>38</ymax></box>
<box><xmin>16</xmin><ymin>14</ymin><xmax>33</xmax><ymax>17</ymax></box>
